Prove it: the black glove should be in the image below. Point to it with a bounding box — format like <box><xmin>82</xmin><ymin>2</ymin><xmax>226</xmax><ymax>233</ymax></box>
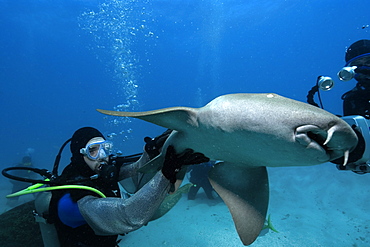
<box><xmin>144</xmin><ymin>129</ymin><xmax>173</xmax><ymax>159</ymax></box>
<box><xmin>162</xmin><ymin>145</ymin><xmax>210</xmax><ymax>183</ymax></box>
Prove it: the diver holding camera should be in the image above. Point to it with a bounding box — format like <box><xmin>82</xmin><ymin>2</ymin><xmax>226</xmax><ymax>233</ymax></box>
<box><xmin>307</xmin><ymin>39</ymin><xmax>370</xmax><ymax>174</ymax></box>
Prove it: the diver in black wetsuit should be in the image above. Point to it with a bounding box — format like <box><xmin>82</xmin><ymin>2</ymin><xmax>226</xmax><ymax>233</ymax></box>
<box><xmin>340</xmin><ymin>39</ymin><xmax>370</xmax><ymax>119</ymax></box>
<box><xmin>36</xmin><ymin>127</ymin><xmax>209</xmax><ymax>247</ymax></box>
<box><xmin>187</xmin><ymin>161</ymin><xmax>216</xmax><ymax>200</ymax></box>
<box><xmin>308</xmin><ymin>39</ymin><xmax>370</xmax><ymax>174</ymax></box>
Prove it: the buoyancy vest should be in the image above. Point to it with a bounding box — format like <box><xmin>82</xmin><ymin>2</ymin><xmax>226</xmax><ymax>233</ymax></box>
<box><xmin>48</xmin><ymin>160</ymin><xmax>122</xmax><ymax>247</ymax></box>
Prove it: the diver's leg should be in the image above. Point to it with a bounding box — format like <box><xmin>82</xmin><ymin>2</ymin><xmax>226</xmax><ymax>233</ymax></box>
<box><xmin>202</xmin><ymin>182</ymin><xmax>215</xmax><ymax>200</ymax></box>
<box><xmin>187</xmin><ymin>184</ymin><xmax>200</xmax><ymax>200</ymax></box>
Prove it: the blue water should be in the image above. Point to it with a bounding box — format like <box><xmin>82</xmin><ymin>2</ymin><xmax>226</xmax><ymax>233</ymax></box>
<box><xmin>0</xmin><ymin>0</ymin><xmax>369</xmax><ymax>245</ymax></box>
<box><xmin>1</xmin><ymin>0</ymin><xmax>369</xmax><ymax>167</ymax></box>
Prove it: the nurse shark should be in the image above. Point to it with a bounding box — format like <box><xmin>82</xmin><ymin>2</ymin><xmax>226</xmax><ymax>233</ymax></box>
<box><xmin>97</xmin><ymin>93</ymin><xmax>358</xmax><ymax>245</ymax></box>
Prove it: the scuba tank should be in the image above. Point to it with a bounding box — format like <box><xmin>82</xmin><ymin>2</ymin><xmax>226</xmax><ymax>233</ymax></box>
<box><xmin>34</xmin><ymin>192</ymin><xmax>60</xmax><ymax>247</ymax></box>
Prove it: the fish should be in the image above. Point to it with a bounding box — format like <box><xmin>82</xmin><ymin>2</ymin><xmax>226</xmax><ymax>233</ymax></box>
<box><xmin>97</xmin><ymin>93</ymin><xmax>358</xmax><ymax>245</ymax></box>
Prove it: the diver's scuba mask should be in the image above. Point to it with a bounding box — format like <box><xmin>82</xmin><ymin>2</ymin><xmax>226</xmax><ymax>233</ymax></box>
<box><xmin>80</xmin><ymin>140</ymin><xmax>113</xmax><ymax>161</ymax></box>
<box><xmin>80</xmin><ymin>140</ymin><xmax>118</xmax><ymax>183</ymax></box>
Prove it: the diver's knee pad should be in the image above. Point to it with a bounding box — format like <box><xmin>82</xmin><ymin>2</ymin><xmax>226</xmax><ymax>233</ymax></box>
<box><xmin>34</xmin><ymin>192</ymin><xmax>60</xmax><ymax>247</ymax></box>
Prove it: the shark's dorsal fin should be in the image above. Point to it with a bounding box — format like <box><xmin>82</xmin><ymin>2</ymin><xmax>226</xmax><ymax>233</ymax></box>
<box><xmin>97</xmin><ymin>107</ymin><xmax>198</xmax><ymax>132</ymax></box>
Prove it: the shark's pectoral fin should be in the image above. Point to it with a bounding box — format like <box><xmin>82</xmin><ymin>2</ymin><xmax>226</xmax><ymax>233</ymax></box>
<box><xmin>118</xmin><ymin>153</ymin><xmax>167</xmax><ymax>194</ymax></box>
<box><xmin>97</xmin><ymin>107</ymin><xmax>198</xmax><ymax>132</ymax></box>
<box><xmin>209</xmin><ymin>163</ymin><xmax>269</xmax><ymax>246</ymax></box>
<box><xmin>137</xmin><ymin>142</ymin><xmax>188</xmax><ymax>193</ymax></box>
<box><xmin>138</xmin><ymin>131</ymin><xmax>188</xmax><ymax>176</ymax></box>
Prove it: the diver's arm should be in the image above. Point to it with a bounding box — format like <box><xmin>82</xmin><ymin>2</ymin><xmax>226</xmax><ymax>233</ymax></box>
<box><xmin>77</xmin><ymin>171</ymin><xmax>170</xmax><ymax>235</ymax></box>
<box><xmin>78</xmin><ymin>146</ymin><xmax>209</xmax><ymax>235</ymax></box>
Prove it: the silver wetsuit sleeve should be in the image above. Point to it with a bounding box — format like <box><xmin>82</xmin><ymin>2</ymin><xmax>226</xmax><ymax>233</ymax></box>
<box><xmin>118</xmin><ymin>147</ymin><xmax>150</xmax><ymax>180</ymax></box>
<box><xmin>77</xmin><ymin>171</ymin><xmax>170</xmax><ymax>235</ymax></box>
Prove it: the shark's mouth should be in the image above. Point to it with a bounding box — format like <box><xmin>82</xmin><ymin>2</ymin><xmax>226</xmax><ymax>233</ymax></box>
<box><xmin>295</xmin><ymin>125</ymin><xmax>350</xmax><ymax>165</ymax></box>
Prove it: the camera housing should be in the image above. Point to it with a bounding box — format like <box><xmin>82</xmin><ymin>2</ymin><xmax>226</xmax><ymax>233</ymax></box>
<box><xmin>336</xmin><ymin>115</ymin><xmax>370</xmax><ymax>174</ymax></box>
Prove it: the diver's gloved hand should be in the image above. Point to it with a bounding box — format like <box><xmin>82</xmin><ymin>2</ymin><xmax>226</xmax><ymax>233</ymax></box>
<box><xmin>144</xmin><ymin>129</ymin><xmax>173</xmax><ymax>159</ymax></box>
<box><xmin>162</xmin><ymin>145</ymin><xmax>210</xmax><ymax>184</ymax></box>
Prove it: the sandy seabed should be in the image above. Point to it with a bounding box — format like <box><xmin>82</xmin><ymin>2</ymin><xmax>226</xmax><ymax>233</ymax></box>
<box><xmin>119</xmin><ymin>165</ymin><xmax>370</xmax><ymax>247</ymax></box>
<box><xmin>1</xmin><ymin>164</ymin><xmax>369</xmax><ymax>247</ymax></box>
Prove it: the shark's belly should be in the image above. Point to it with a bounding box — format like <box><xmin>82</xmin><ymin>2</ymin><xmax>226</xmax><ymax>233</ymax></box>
<box><xmin>172</xmin><ymin>129</ymin><xmax>329</xmax><ymax>168</ymax></box>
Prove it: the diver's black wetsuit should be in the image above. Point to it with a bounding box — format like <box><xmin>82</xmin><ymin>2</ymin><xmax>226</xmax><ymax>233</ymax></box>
<box><xmin>188</xmin><ymin>162</ymin><xmax>215</xmax><ymax>200</ymax></box>
<box><xmin>48</xmin><ymin>154</ymin><xmax>170</xmax><ymax>247</ymax></box>
<box><xmin>342</xmin><ymin>82</ymin><xmax>370</xmax><ymax>119</ymax></box>
<box><xmin>49</xmin><ymin>156</ymin><xmax>123</xmax><ymax>247</ymax></box>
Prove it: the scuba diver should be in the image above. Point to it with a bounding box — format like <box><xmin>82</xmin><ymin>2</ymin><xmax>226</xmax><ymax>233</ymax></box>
<box><xmin>307</xmin><ymin>39</ymin><xmax>370</xmax><ymax>174</ymax></box>
<box><xmin>187</xmin><ymin>161</ymin><xmax>216</xmax><ymax>200</ymax></box>
<box><xmin>3</xmin><ymin>127</ymin><xmax>209</xmax><ymax>246</ymax></box>
<box><xmin>6</xmin><ymin>155</ymin><xmax>35</xmax><ymax>207</ymax></box>
<box><xmin>340</xmin><ymin>39</ymin><xmax>370</xmax><ymax>118</ymax></box>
